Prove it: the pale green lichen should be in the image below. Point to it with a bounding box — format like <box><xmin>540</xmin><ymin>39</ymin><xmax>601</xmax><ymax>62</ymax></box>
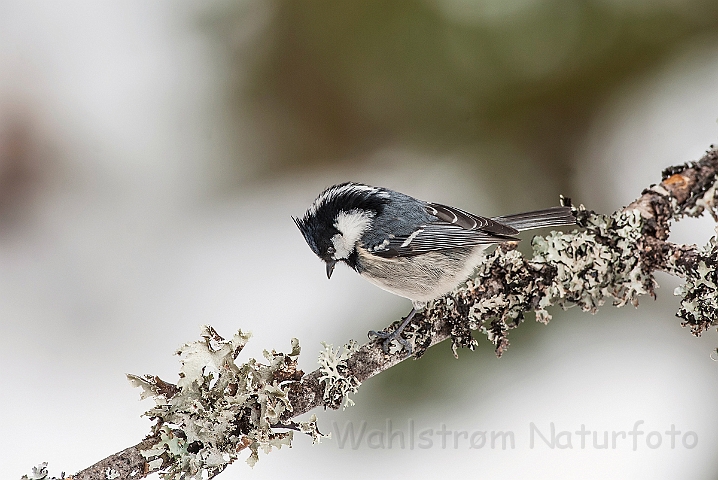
<box><xmin>451</xmin><ymin>208</ymin><xmax>654</xmax><ymax>356</ymax></box>
<box><xmin>20</xmin><ymin>463</ymin><xmax>63</xmax><ymax>480</ymax></box>
<box><xmin>667</xmin><ymin>177</ymin><xmax>718</xmax><ymax>220</ymax></box>
<box><xmin>129</xmin><ymin>326</ymin><xmax>323</xmax><ymax>479</ymax></box>
<box><xmin>104</xmin><ymin>468</ymin><xmax>120</xmax><ymax>480</ymax></box>
<box><xmin>317</xmin><ymin>341</ymin><xmax>360</xmax><ymax>409</ymax></box>
<box><xmin>531</xmin><ymin>209</ymin><xmax>652</xmax><ymax>322</ymax></box>
<box><xmin>688</xmin><ymin>182</ymin><xmax>718</xmax><ymax>219</ymax></box>
<box><xmin>467</xmin><ymin>247</ymin><xmax>531</xmax><ymax>327</ymax></box>
<box><xmin>671</xmin><ymin>228</ymin><xmax>718</xmax><ymax>335</ymax></box>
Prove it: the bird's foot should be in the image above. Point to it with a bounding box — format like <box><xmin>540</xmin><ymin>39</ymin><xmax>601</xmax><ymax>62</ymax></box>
<box><xmin>368</xmin><ymin>328</ymin><xmax>412</xmax><ymax>355</ymax></box>
<box><xmin>368</xmin><ymin>307</ymin><xmax>417</xmax><ymax>355</ymax></box>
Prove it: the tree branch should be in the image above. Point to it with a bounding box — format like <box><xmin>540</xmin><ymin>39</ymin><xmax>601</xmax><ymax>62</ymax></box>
<box><xmin>29</xmin><ymin>147</ymin><xmax>718</xmax><ymax>480</ymax></box>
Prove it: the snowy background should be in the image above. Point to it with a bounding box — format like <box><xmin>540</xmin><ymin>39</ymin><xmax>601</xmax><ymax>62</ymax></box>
<box><xmin>2</xmin><ymin>1</ymin><xmax>718</xmax><ymax>478</ymax></box>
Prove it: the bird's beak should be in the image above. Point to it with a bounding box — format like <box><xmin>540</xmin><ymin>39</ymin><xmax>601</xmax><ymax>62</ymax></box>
<box><xmin>326</xmin><ymin>260</ymin><xmax>337</xmax><ymax>279</ymax></box>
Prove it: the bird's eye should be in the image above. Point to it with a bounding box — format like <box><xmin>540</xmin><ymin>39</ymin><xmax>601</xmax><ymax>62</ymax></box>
<box><xmin>327</xmin><ymin>246</ymin><xmax>336</xmax><ymax>255</ymax></box>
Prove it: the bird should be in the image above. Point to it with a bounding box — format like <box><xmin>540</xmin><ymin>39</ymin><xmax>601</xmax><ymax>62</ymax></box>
<box><xmin>294</xmin><ymin>182</ymin><xmax>576</xmax><ymax>355</ymax></box>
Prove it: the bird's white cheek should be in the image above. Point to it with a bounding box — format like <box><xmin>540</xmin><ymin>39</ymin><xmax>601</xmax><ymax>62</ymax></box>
<box><xmin>331</xmin><ymin>209</ymin><xmax>374</xmax><ymax>260</ymax></box>
<box><xmin>331</xmin><ymin>233</ymin><xmax>353</xmax><ymax>260</ymax></box>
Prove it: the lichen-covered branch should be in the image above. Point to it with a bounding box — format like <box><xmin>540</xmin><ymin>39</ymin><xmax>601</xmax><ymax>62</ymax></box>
<box><xmin>26</xmin><ymin>147</ymin><xmax>718</xmax><ymax>480</ymax></box>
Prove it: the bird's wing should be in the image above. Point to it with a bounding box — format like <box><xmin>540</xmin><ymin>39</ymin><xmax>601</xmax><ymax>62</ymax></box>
<box><xmin>369</xmin><ymin>202</ymin><xmax>519</xmax><ymax>258</ymax></box>
<box><xmin>426</xmin><ymin>203</ymin><xmax>519</xmax><ymax>236</ymax></box>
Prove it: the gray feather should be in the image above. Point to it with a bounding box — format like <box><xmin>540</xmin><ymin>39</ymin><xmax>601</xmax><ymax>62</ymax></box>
<box><xmin>491</xmin><ymin>206</ymin><xmax>575</xmax><ymax>231</ymax></box>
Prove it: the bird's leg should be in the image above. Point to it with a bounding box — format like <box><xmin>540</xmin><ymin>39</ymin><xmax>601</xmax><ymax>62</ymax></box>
<box><xmin>368</xmin><ymin>307</ymin><xmax>417</xmax><ymax>355</ymax></box>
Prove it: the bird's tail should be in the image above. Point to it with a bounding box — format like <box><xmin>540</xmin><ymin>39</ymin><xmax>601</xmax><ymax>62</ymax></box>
<box><xmin>492</xmin><ymin>206</ymin><xmax>575</xmax><ymax>232</ymax></box>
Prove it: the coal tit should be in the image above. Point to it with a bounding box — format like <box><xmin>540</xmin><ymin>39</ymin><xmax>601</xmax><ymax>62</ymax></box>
<box><xmin>294</xmin><ymin>182</ymin><xmax>575</xmax><ymax>354</ymax></box>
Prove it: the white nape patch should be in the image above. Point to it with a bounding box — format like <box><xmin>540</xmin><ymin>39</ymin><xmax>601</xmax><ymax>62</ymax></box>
<box><xmin>400</xmin><ymin>228</ymin><xmax>424</xmax><ymax>247</ymax></box>
<box><xmin>308</xmin><ymin>183</ymin><xmax>388</xmax><ymax>216</ymax></box>
<box><xmin>331</xmin><ymin>209</ymin><xmax>374</xmax><ymax>259</ymax></box>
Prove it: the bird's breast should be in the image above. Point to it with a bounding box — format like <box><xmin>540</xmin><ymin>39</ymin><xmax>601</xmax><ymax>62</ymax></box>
<box><xmin>354</xmin><ymin>245</ymin><xmax>488</xmax><ymax>303</ymax></box>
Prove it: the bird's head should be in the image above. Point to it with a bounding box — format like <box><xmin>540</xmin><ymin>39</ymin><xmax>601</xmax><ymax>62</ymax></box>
<box><xmin>294</xmin><ymin>182</ymin><xmax>389</xmax><ymax>278</ymax></box>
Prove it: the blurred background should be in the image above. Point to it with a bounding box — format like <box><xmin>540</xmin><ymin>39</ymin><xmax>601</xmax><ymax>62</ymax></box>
<box><xmin>2</xmin><ymin>1</ymin><xmax>718</xmax><ymax>478</ymax></box>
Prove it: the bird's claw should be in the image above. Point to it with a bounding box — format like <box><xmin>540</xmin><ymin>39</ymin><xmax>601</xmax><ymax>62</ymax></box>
<box><xmin>368</xmin><ymin>329</ymin><xmax>412</xmax><ymax>355</ymax></box>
